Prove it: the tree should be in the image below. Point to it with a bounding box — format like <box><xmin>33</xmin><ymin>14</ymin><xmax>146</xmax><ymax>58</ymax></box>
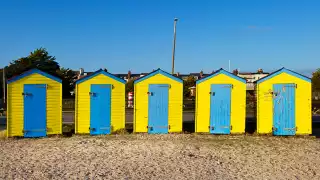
<box><xmin>5</xmin><ymin>48</ymin><xmax>75</xmax><ymax>98</ymax></box>
<box><xmin>183</xmin><ymin>76</ymin><xmax>196</xmax><ymax>98</ymax></box>
<box><xmin>312</xmin><ymin>69</ymin><xmax>320</xmax><ymax>91</ymax></box>
<box><xmin>57</xmin><ymin>68</ymin><xmax>76</xmax><ymax>98</ymax></box>
<box><xmin>6</xmin><ymin>48</ymin><xmax>60</xmax><ymax>78</ymax></box>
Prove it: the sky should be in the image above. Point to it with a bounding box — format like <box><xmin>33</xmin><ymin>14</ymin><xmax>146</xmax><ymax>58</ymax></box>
<box><xmin>0</xmin><ymin>0</ymin><xmax>319</xmax><ymax>75</ymax></box>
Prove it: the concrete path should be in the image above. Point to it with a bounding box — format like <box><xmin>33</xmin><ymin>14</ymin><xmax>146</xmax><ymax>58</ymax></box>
<box><xmin>1</xmin><ymin>112</ymin><xmax>320</xmax><ymax>125</ymax></box>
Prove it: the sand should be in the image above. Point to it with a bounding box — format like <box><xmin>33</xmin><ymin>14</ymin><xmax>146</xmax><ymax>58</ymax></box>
<box><xmin>1</xmin><ymin>134</ymin><xmax>320</xmax><ymax>180</ymax></box>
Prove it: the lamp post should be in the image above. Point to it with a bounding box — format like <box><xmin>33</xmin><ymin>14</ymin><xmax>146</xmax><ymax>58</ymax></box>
<box><xmin>171</xmin><ymin>18</ymin><xmax>178</xmax><ymax>74</ymax></box>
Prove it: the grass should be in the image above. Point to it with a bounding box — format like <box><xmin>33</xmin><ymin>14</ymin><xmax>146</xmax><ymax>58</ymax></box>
<box><xmin>0</xmin><ymin>130</ymin><xmax>6</xmax><ymax>139</ymax></box>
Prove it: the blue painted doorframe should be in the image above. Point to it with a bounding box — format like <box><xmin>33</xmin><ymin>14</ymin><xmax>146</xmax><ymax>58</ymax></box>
<box><xmin>148</xmin><ymin>84</ymin><xmax>169</xmax><ymax>134</ymax></box>
<box><xmin>209</xmin><ymin>84</ymin><xmax>231</xmax><ymax>134</ymax></box>
<box><xmin>273</xmin><ymin>83</ymin><xmax>296</xmax><ymax>136</ymax></box>
<box><xmin>24</xmin><ymin>84</ymin><xmax>47</xmax><ymax>138</ymax></box>
<box><xmin>90</xmin><ymin>84</ymin><xmax>112</xmax><ymax>135</ymax></box>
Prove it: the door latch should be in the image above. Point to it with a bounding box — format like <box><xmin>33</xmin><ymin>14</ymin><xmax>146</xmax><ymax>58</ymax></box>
<box><xmin>208</xmin><ymin>126</ymin><xmax>214</xmax><ymax>130</ymax></box>
<box><xmin>147</xmin><ymin>92</ymin><xmax>153</xmax><ymax>96</ymax></box>
<box><xmin>89</xmin><ymin>92</ymin><xmax>95</xmax><ymax>96</ymax></box>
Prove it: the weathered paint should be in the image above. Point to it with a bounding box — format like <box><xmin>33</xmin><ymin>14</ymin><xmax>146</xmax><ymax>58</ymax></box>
<box><xmin>134</xmin><ymin>69</ymin><xmax>183</xmax><ymax>133</ymax></box>
<box><xmin>75</xmin><ymin>70</ymin><xmax>125</xmax><ymax>134</ymax></box>
<box><xmin>195</xmin><ymin>69</ymin><xmax>246</xmax><ymax>134</ymax></box>
<box><xmin>273</xmin><ymin>84</ymin><xmax>296</xmax><ymax>135</ymax></box>
<box><xmin>256</xmin><ymin>68</ymin><xmax>312</xmax><ymax>135</ymax></box>
<box><xmin>7</xmin><ymin>69</ymin><xmax>62</xmax><ymax>137</ymax></box>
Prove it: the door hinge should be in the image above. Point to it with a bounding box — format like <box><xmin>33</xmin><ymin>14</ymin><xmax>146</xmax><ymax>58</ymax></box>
<box><xmin>230</xmin><ymin>125</ymin><xmax>232</xmax><ymax>130</ymax></box>
<box><xmin>272</xmin><ymin>127</ymin><xmax>277</xmax><ymax>131</ymax></box>
<box><xmin>209</xmin><ymin>92</ymin><xmax>215</xmax><ymax>96</ymax></box>
<box><xmin>147</xmin><ymin>92</ymin><xmax>153</xmax><ymax>96</ymax></box>
<box><xmin>147</xmin><ymin>126</ymin><xmax>154</xmax><ymax>131</ymax></box>
<box><xmin>89</xmin><ymin>92</ymin><xmax>95</xmax><ymax>96</ymax></box>
<box><xmin>22</xmin><ymin>92</ymin><xmax>32</xmax><ymax>96</ymax></box>
<box><xmin>89</xmin><ymin>127</ymin><xmax>96</xmax><ymax>131</ymax></box>
<box><xmin>208</xmin><ymin>126</ymin><xmax>214</xmax><ymax>130</ymax></box>
<box><xmin>168</xmin><ymin>125</ymin><xmax>171</xmax><ymax>130</ymax></box>
<box><xmin>295</xmin><ymin>84</ymin><xmax>298</xmax><ymax>88</ymax></box>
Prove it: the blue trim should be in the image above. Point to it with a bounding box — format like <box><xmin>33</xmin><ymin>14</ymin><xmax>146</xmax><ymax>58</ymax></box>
<box><xmin>75</xmin><ymin>69</ymin><xmax>126</xmax><ymax>84</ymax></box>
<box><xmin>196</xmin><ymin>68</ymin><xmax>246</xmax><ymax>84</ymax></box>
<box><xmin>7</xmin><ymin>69</ymin><xmax>62</xmax><ymax>84</ymax></box>
<box><xmin>134</xmin><ymin>69</ymin><xmax>183</xmax><ymax>84</ymax></box>
<box><xmin>255</xmin><ymin>68</ymin><xmax>311</xmax><ymax>84</ymax></box>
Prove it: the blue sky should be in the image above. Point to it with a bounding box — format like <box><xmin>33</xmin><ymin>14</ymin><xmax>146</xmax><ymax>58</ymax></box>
<box><xmin>0</xmin><ymin>0</ymin><xmax>319</xmax><ymax>75</ymax></box>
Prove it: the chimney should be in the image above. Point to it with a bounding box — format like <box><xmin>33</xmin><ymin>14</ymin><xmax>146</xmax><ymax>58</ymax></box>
<box><xmin>257</xmin><ymin>68</ymin><xmax>263</xmax><ymax>74</ymax></box>
<box><xmin>128</xmin><ymin>70</ymin><xmax>131</xmax><ymax>80</ymax></box>
<box><xmin>104</xmin><ymin>68</ymin><xmax>108</xmax><ymax>72</ymax></box>
<box><xmin>232</xmin><ymin>69</ymin><xmax>239</xmax><ymax>75</ymax></box>
<box><xmin>200</xmin><ymin>70</ymin><xmax>203</xmax><ymax>78</ymax></box>
<box><xmin>79</xmin><ymin>68</ymin><xmax>84</xmax><ymax>75</ymax></box>
<box><xmin>176</xmin><ymin>72</ymin><xmax>180</xmax><ymax>76</ymax></box>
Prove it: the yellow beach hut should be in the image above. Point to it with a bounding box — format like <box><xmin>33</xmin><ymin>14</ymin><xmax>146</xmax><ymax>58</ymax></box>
<box><xmin>134</xmin><ymin>69</ymin><xmax>183</xmax><ymax>134</ymax></box>
<box><xmin>75</xmin><ymin>69</ymin><xmax>126</xmax><ymax>135</ymax></box>
<box><xmin>7</xmin><ymin>69</ymin><xmax>62</xmax><ymax>137</ymax></box>
<box><xmin>256</xmin><ymin>68</ymin><xmax>311</xmax><ymax>136</ymax></box>
<box><xmin>195</xmin><ymin>68</ymin><xmax>247</xmax><ymax>134</ymax></box>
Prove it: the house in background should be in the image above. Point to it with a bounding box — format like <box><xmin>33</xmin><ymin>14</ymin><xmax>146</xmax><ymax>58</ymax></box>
<box><xmin>233</xmin><ymin>68</ymin><xmax>270</xmax><ymax>90</ymax></box>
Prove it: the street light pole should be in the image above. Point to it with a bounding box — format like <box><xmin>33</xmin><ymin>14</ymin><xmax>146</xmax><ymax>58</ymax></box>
<box><xmin>171</xmin><ymin>18</ymin><xmax>178</xmax><ymax>74</ymax></box>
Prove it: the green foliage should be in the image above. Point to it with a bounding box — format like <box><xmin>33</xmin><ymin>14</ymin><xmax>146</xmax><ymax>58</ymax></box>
<box><xmin>57</xmin><ymin>68</ymin><xmax>76</xmax><ymax>98</ymax></box>
<box><xmin>183</xmin><ymin>76</ymin><xmax>196</xmax><ymax>98</ymax></box>
<box><xmin>312</xmin><ymin>69</ymin><xmax>320</xmax><ymax>91</ymax></box>
<box><xmin>6</xmin><ymin>48</ymin><xmax>59</xmax><ymax>78</ymax></box>
<box><xmin>5</xmin><ymin>48</ymin><xmax>76</xmax><ymax>98</ymax></box>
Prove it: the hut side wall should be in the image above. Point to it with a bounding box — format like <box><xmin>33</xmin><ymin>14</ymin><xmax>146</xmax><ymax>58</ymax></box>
<box><xmin>75</xmin><ymin>74</ymin><xmax>125</xmax><ymax>134</ymax></box>
<box><xmin>257</xmin><ymin>72</ymin><xmax>311</xmax><ymax>134</ymax></box>
<box><xmin>134</xmin><ymin>74</ymin><xmax>183</xmax><ymax>133</ymax></box>
<box><xmin>7</xmin><ymin>73</ymin><xmax>62</xmax><ymax>137</ymax></box>
<box><xmin>196</xmin><ymin>73</ymin><xmax>246</xmax><ymax>133</ymax></box>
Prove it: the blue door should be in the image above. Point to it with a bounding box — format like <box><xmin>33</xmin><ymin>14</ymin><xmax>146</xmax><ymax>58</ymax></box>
<box><xmin>209</xmin><ymin>84</ymin><xmax>231</xmax><ymax>134</ymax></box>
<box><xmin>148</xmin><ymin>84</ymin><xmax>169</xmax><ymax>134</ymax></box>
<box><xmin>273</xmin><ymin>84</ymin><xmax>296</xmax><ymax>136</ymax></box>
<box><xmin>24</xmin><ymin>84</ymin><xmax>47</xmax><ymax>138</ymax></box>
<box><xmin>90</xmin><ymin>84</ymin><xmax>112</xmax><ymax>135</ymax></box>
